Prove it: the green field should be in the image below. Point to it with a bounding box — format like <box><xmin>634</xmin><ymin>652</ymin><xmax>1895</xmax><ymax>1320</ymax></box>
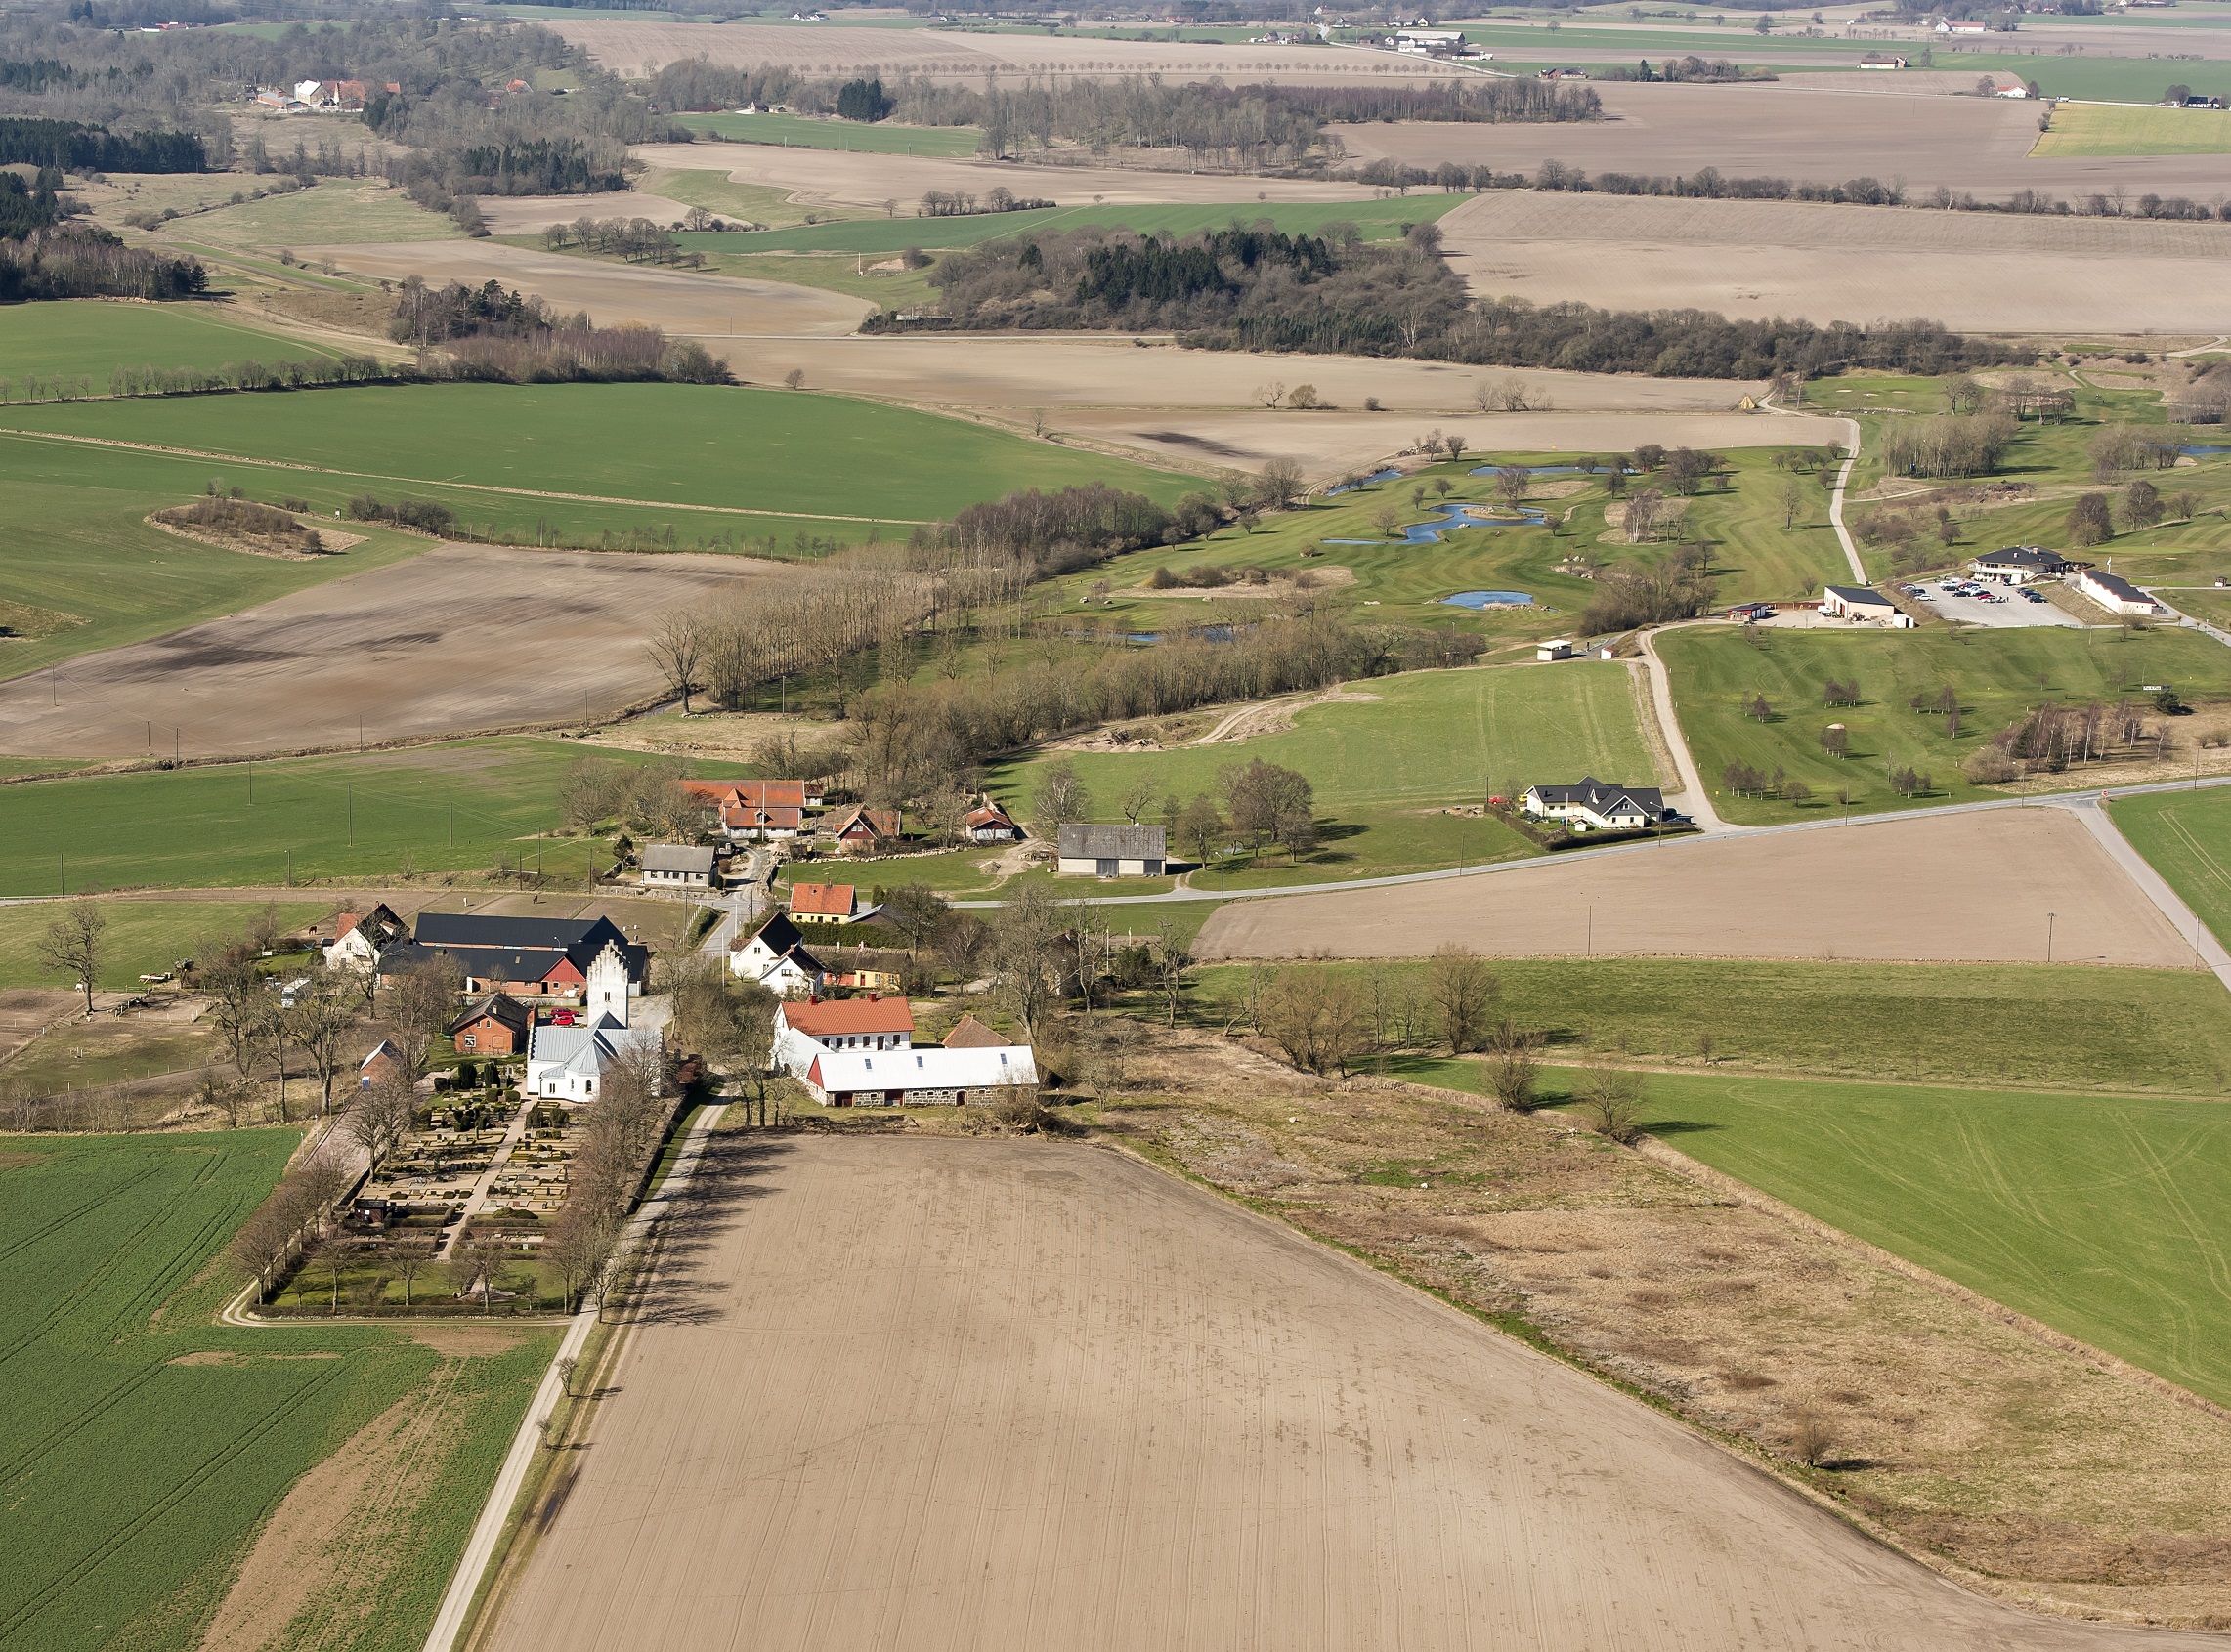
<box><xmin>681</xmin><ymin>112</ymin><xmax>984</xmax><ymax>155</ymax></box>
<box><xmin>1</xmin><ymin>382</ymin><xmax>1192</xmax><ymax>523</ymax></box>
<box><xmin>1217</xmin><ymin>955</ymin><xmax>2231</xmax><ymax>1093</ymax></box>
<box><xmin>2034</xmin><ymin>101</ymin><xmax>2231</xmax><ymax>157</ymax></box>
<box><xmin>992</xmin><ymin>658</ymin><xmax>1657</xmax><ymax>812</ymax></box>
<box><xmin>679</xmin><ymin>193</ymin><xmax>1472</xmax><ymax>257</ymax></box>
<box><xmin>165</xmin><ymin>179</ymin><xmax>459</xmax><ymax>250</ymax></box>
<box><xmin>0</xmin><ymin>302</ymin><xmax>343</xmax><ymax>388</ymax></box>
<box><xmin>1656</xmin><ymin>623</ymin><xmax>2231</xmax><ymax>823</ymax></box>
<box><xmin>2108</xmin><ymin>786</ymin><xmax>2231</xmax><ymax>950</ymax></box>
<box><xmin>0</xmin><ymin>737</ymin><xmax>743</xmax><ymax>895</ymax></box>
<box><xmin>1550</xmin><ymin>1070</ymin><xmax>2231</xmax><ymax>1409</ymax></box>
<box><xmin>0</xmin><ymin>900</ymin><xmax>329</xmax><ymax>990</ymax></box>
<box><xmin>0</xmin><ymin>1129</ymin><xmax>553</xmax><ymax>1652</ymax></box>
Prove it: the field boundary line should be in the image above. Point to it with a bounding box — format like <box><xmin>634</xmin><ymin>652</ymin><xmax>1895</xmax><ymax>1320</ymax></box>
<box><xmin>2062</xmin><ymin>795</ymin><xmax>2231</xmax><ymax>988</ymax></box>
<box><xmin>0</xmin><ymin>426</ymin><xmax>929</xmax><ymax>526</ymax></box>
<box><xmin>423</xmin><ymin>1101</ymin><xmax>729</xmax><ymax>1652</ymax></box>
<box><xmin>1629</xmin><ymin>1130</ymin><xmax>2231</xmax><ymax>1429</ymax></box>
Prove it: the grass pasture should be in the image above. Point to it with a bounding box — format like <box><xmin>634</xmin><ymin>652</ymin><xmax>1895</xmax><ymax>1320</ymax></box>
<box><xmin>1655</xmin><ymin>622</ymin><xmax>2231</xmax><ymax>823</ymax></box>
<box><xmin>2032</xmin><ymin>100</ymin><xmax>2231</xmax><ymax>157</ymax></box>
<box><xmin>682</xmin><ymin>111</ymin><xmax>983</xmax><ymax>153</ymax></box>
<box><xmin>0</xmin><ymin>381</ymin><xmax>1194</xmax><ymax>523</ymax></box>
<box><xmin>166</xmin><ymin>179</ymin><xmax>459</xmax><ymax>250</ymax></box>
<box><xmin>1553</xmin><ymin>1070</ymin><xmax>2231</xmax><ymax>1410</ymax></box>
<box><xmin>1225</xmin><ymin>956</ymin><xmax>2231</xmax><ymax>1095</ymax></box>
<box><xmin>0</xmin><ymin>1129</ymin><xmax>554</xmax><ymax>1652</ymax></box>
<box><xmin>0</xmin><ymin>900</ymin><xmax>328</xmax><ymax>990</ymax></box>
<box><xmin>0</xmin><ymin>301</ymin><xmax>343</xmax><ymax>388</ymax></box>
<box><xmin>678</xmin><ymin>192</ymin><xmax>1471</xmax><ymax>257</ymax></box>
<box><xmin>2108</xmin><ymin>786</ymin><xmax>2231</xmax><ymax>950</ymax></box>
<box><xmin>0</xmin><ymin>738</ymin><xmax>736</xmax><ymax>895</ymax></box>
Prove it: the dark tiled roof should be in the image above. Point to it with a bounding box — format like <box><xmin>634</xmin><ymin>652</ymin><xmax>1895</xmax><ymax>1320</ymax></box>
<box><xmin>1056</xmin><ymin>822</ymin><xmax>1168</xmax><ymax>860</ymax></box>
<box><xmin>1527</xmin><ymin>777</ymin><xmax>1666</xmax><ymax>815</ymax></box>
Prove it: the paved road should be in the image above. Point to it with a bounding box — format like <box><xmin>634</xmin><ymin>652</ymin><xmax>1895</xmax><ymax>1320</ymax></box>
<box><xmin>2060</xmin><ymin>793</ymin><xmax>2231</xmax><ymax>988</ymax></box>
<box><xmin>1633</xmin><ymin>622</ymin><xmax>1738</xmax><ymax>833</ymax></box>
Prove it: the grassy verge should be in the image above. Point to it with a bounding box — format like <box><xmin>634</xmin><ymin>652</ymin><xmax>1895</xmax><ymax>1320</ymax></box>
<box><xmin>2107</xmin><ymin>785</ymin><xmax>2231</xmax><ymax>949</ymax></box>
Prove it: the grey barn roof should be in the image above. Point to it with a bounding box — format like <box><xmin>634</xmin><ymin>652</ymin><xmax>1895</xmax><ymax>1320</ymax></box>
<box><xmin>1824</xmin><ymin>584</ymin><xmax>1894</xmax><ymax>607</ymax></box>
<box><xmin>1974</xmin><ymin>546</ymin><xmax>2065</xmax><ymax>568</ymax></box>
<box><xmin>1056</xmin><ymin>822</ymin><xmax>1168</xmax><ymax>860</ymax></box>
<box><xmin>641</xmin><ymin>844</ymin><xmax>715</xmax><ymax>874</ymax></box>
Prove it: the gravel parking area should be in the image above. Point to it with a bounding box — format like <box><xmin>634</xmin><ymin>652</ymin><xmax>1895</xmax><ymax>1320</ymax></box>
<box><xmin>1908</xmin><ymin>578</ymin><xmax>2085</xmax><ymax>629</ymax></box>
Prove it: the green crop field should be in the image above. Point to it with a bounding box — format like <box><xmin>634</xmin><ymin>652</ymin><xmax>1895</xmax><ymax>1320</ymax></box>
<box><xmin>0</xmin><ymin>737</ymin><xmax>742</xmax><ymax>895</ymax></box>
<box><xmin>1211</xmin><ymin>956</ymin><xmax>2231</xmax><ymax>1093</ymax></box>
<box><xmin>1549</xmin><ymin>1071</ymin><xmax>2231</xmax><ymax>1409</ymax></box>
<box><xmin>678</xmin><ymin>193</ymin><xmax>1472</xmax><ymax>257</ymax></box>
<box><xmin>0</xmin><ymin>900</ymin><xmax>329</xmax><ymax>990</ymax></box>
<box><xmin>1655</xmin><ymin>623</ymin><xmax>2231</xmax><ymax>823</ymax></box>
<box><xmin>2108</xmin><ymin>786</ymin><xmax>2231</xmax><ymax>950</ymax></box>
<box><xmin>681</xmin><ymin>112</ymin><xmax>984</xmax><ymax>154</ymax></box>
<box><xmin>992</xmin><ymin>660</ymin><xmax>1656</xmax><ymax>812</ymax></box>
<box><xmin>0</xmin><ymin>302</ymin><xmax>343</xmax><ymax>387</ymax></box>
<box><xmin>2034</xmin><ymin>101</ymin><xmax>2231</xmax><ymax>157</ymax></box>
<box><xmin>1</xmin><ymin>381</ymin><xmax>1193</xmax><ymax>524</ymax></box>
<box><xmin>1952</xmin><ymin>51</ymin><xmax>2227</xmax><ymax>105</ymax></box>
<box><xmin>0</xmin><ymin>1129</ymin><xmax>553</xmax><ymax>1652</ymax></box>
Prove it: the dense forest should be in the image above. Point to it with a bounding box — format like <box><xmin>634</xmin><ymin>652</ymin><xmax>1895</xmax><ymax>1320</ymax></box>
<box><xmin>0</xmin><ymin>113</ymin><xmax>202</xmax><ymax>169</ymax></box>
<box><xmin>890</xmin><ymin>224</ymin><xmax>2026</xmax><ymax>379</ymax></box>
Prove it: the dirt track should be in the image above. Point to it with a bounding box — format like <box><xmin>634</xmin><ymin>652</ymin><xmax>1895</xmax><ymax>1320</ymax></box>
<box><xmin>1198</xmin><ymin>806</ymin><xmax>2199</xmax><ymax>967</ymax></box>
<box><xmin>1438</xmin><ymin>191</ymin><xmax>2231</xmax><ymax>334</ymax></box>
<box><xmin>1335</xmin><ymin>79</ymin><xmax>2231</xmax><ymax>200</ymax></box>
<box><xmin>482</xmin><ymin>1132</ymin><xmax>2224</xmax><ymax>1652</ymax></box>
<box><xmin>0</xmin><ymin>544</ymin><xmax>779</xmax><ymax>760</ymax></box>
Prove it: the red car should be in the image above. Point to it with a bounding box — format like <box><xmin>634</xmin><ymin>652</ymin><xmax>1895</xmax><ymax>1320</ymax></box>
<box><xmin>550</xmin><ymin>1009</ymin><xmax>577</xmax><ymax>1027</ymax></box>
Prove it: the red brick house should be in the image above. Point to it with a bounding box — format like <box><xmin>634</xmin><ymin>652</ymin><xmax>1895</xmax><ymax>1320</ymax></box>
<box><xmin>449</xmin><ymin>993</ymin><xmax>533</xmax><ymax>1056</ymax></box>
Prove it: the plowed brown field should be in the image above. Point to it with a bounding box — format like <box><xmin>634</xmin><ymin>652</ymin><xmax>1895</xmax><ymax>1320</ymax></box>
<box><xmin>1197</xmin><ymin>806</ymin><xmax>2199</xmax><ymax>967</ymax></box>
<box><xmin>479</xmin><ymin>1132</ymin><xmax>2226</xmax><ymax>1652</ymax></box>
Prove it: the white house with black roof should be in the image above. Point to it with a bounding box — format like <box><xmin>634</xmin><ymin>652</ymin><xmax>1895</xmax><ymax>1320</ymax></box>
<box><xmin>2072</xmin><ymin>567</ymin><xmax>2167</xmax><ymax>616</ymax></box>
<box><xmin>1055</xmin><ymin>822</ymin><xmax>1168</xmax><ymax>877</ymax></box>
<box><xmin>1968</xmin><ymin>546</ymin><xmax>2068</xmax><ymax>585</ymax></box>
<box><xmin>1522</xmin><ymin>778</ymin><xmax>1667</xmax><ymax>833</ymax></box>
<box><xmin>729</xmin><ymin>911</ymin><xmax>828</xmax><ymax>995</ymax></box>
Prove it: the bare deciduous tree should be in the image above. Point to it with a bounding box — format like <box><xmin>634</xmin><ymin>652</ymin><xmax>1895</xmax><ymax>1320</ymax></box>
<box><xmin>1149</xmin><ymin>917</ymin><xmax>1193</xmax><ymax>1028</ymax></box>
<box><xmin>1118</xmin><ymin>768</ymin><xmax>1162</xmax><ymax>825</ymax></box>
<box><xmin>39</xmin><ymin>900</ymin><xmax>106</xmax><ymax>1018</ymax></box>
<box><xmin>1427</xmin><ymin>944</ymin><xmax>1497</xmax><ymax>1055</ymax></box>
<box><xmin>646</xmin><ymin>610</ymin><xmax>706</xmax><ymax>716</ymax></box>
<box><xmin>1261</xmin><ymin>967</ymin><xmax>1372</xmax><ymax>1077</ymax></box>
<box><xmin>1032</xmin><ymin>760</ymin><xmax>1091</xmax><ymax>831</ymax></box>
<box><xmin>1576</xmin><ymin>1060</ymin><xmax>1645</xmax><ymax>1141</ymax></box>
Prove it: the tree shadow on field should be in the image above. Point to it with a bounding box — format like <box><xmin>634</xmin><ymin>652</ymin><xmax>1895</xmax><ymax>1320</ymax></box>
<box><xmin>1641</xmin><ymin>1119</ymin><xmax>1724</xmax><ymax>1137</ymax></box>
<box><xmin>633</xmin><ymin>1134</ymin><xmax>794</xmax><ymax>1328</ymax></box>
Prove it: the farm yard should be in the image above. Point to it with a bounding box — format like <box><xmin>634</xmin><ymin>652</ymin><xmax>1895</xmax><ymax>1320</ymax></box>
<box><xmin>1194</xmin><ymin>804</ymin><xmax>2196</xmax><ymax>966</ymax></box>
<box><xmin>0</xmin><ymin>1129</ymin><xmax>553</xmax><ymax>1652</ymax></box>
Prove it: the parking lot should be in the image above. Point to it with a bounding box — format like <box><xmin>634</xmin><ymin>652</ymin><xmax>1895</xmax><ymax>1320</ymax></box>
<box><xmin>1906</xmin><ymin>577</ymin><xmax>2085</xmax><ymax>630</ymax></box>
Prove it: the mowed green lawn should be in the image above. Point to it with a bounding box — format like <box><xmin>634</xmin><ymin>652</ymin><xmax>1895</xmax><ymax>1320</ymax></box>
<box><xmin>1565</xmin><ymin>1071</ymin><xmax>2231</xmax><ymax>1409</ymax></box>
<box><xmin>2</xmin><ymin>382</ymin><xmax>1194</xmax><ymax>519</ymax></box>
<box><xmin>0</xmin><ymin>738</ymin><xmax>730</xmax><ymax>895</ymax></box>
<box><xmin>2033</xmin><ymin>100</ymin><xmax>2231</xmax><ymax>156</ymax></box>
<box><xmin>990</xmin><ymin>661</ymin><xmax>1659</xmax><ymax>813</ymax></box>
<box><xmin>0</xmin><ymin>1131</ymin><xmax>552</xmax><ymax>1652</ymax></box>
<box><xmin>0</xmin><ymin>301</ymin><xmax>343</xmax><ymax>386</ymax></box>
<box><xmin>681</xmin><ymin>111</ymin><xmax>983</xmax><ymax>154</ymax></box>
<box><xmin>1656</xmin><ymin>622</ymin><xmax>2231</xmax><ymax>823</ymax></box>
<box><xmin>681</xmin><ymin>192</ymin><xmax>1471</xmax><ymax>256</ymax></box>
<box><xmin>2109</xmin><ymin>785</ymin><xmax>2231</xmax><ymax>949</ymax></box>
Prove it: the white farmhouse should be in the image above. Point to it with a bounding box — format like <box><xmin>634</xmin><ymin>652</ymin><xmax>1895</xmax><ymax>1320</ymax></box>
<box><xmin>771</xmin><ymin>995</ymin><xmax>914</xmax><ymax>1077</ymax></box>
<box><xmin>640</xmin><ymin>843</ymin><xmax>715</xmax><ymax>890</ymax></box>
<box><xmin>729</xmin><ymin>912</ymin><xmax>828</xmax><ymax>995</ymax></box>
<box><xmin>1522</xmin><ymin>778</ymin><xmax>1667</xmax><ymax>832</ymax></box>
<box><xmin>801</xmin><ymin>1042</ymin><xmax>1038</xmax><ymax>1107</ymax></box>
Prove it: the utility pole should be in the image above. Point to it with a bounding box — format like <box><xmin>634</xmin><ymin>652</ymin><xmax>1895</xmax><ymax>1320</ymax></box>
<box><xmin>59</xmin><ymin>852</ymin><xmax>64</xmax><ymax>896</ymax></box>
<box><xmin>173</xmin><ymin>726</ymin><xmax>180</xmax><ymax>764</ymax></box>
<box><xmin>285</xmin><ymin>848</ymin><xmax>292</xmax><ymax>888</ymax></box>
<box><xmin>2046</xmin><ymin>911</ymin><xmax>2056</xmax><ymax>963</ymax></box>
<box><xmin>348</xmin><ymin>787</ymin><xmax>354</xmax><ymax>845</ymax></box>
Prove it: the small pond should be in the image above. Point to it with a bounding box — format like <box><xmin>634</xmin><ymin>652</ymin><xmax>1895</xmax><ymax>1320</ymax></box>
<box><xmin>1324</xmin><ymin>467</ymin><xmax>1402</xmax><ymax>493</ymax></box>
<box><xmin>1324</xmin><ymin>502</ymin><xmax>1548</xmax><ymax>545</ymax></box>
<box><xmin>1442</xmin><ymin>590</ymin><xmax>1536</xmax><ymax>609</ymax></box>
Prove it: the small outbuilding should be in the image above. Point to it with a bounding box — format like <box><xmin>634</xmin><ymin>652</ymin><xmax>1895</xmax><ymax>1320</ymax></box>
<box><xmin>1055</xmin><ymin>822</ymin><xmax>1168</xmax><ymax>877</ymax></box>
<box><xmin>1821</xmin><ymin>585</ymin><xmax>1915</xmax><ymax>627</ymax></box>
<box><xmin>2072</xmin><ymin>568</ymin><xmax>2167</xmax><ymax>616</ymax></box>
<box><xmin>449</xmin><ymin>993</ymin><xmax>533</xmax><ymax>1057</ymax></box>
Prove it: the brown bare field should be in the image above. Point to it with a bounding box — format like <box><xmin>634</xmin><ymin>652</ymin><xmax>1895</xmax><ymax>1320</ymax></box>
<box><xmin>0</xmin><ymin>544</ymin><xmax>782</xmax><ymax>760</ymax></box>
<box><xmin>1437</xmin><ymin>191</ymin><xmax>2231</xmax><ymax>333</ymax></box>
<box><xmin>1334</xmin><ymin>79</ymin><xmax>2231</xmax><ymax>198</ymax></box>
<box><xmin>1093</xmin><ymin>1032</ymin><xmax>2231</xmax><ymax>1631</ymax></box>
<box><xmin>297</xmin><ymin>240</ymin><xmax>868</xmax><ymax>336</ymax></box>
<box><xmin>481</xmin><ymin>1128</ymin><xmax>2231</xmax><ymax>1650</ymax></box>
<box><xmin>561</xmin><ymin>20</ymin><xmax>1474</xmax><ymax>83</ymax></box>
<box><xmin>628</xmin><ymin>139</ymin><xmax>1383</xmax><ymax>211</ymax></box>
<box><xmin>1198</xmin><ymin>806</ymin><xmax>2200</xmax><ymax>967</ymax></box>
